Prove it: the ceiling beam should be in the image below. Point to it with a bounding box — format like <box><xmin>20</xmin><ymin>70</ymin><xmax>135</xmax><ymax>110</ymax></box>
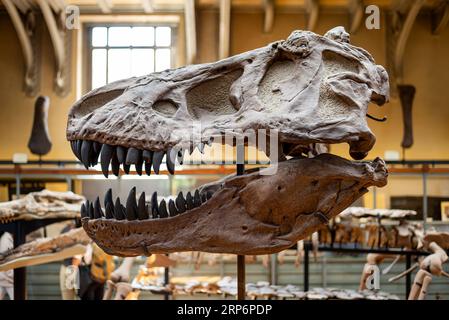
<box><xmin>394</xmin><ymin>0</ymin><xmax>425</xmax><ymax>84</ymax></box>
<box><xmin>348</xmin><ymin>0</ymin><xmax>364</xmax><ymax>34</ymax></box>
<box><xmin>263</xmin><ymin>0</ymin><xmax>274</xmax><ymax>33</ymax></box>
<box><xmin>36</xmin><ymin>0</ymin><xmax>70</xmax><ymax>95</ymax></box>
<box><xmin>13</xmin><ymin>0</ymin><xmax>34</xmax><ymax>14</ymax></box>
<box><xmin>219</xmin><ymin>0</ymin><xmax>231</xmax><ymax>59</ymax></box>
<box><xmin>184</xmin><ymin>0</ymin><xmax>197</xmax><ymax>64</ymax></box>
<box><xmin>305</xmin><ymin>0</ymin><xmax>319</xmax><ymax>31</ymax></box>
<box><xmin>432</xmin><ymin>0</ymin><xmax>449</xmax><ymax>35</ymax></box>
<box><xmin>2</xmin><ymin>0</ymin><xmax>39</xmax><ymax>96</ymax></box>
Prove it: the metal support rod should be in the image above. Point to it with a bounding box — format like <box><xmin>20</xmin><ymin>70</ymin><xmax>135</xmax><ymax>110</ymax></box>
<box><xmin>372</xmin><ymin>186</ymin><xmax>377</xmax><ymax>209</ymax></box>
<box><xmin>65</xmin><ymin>177</ymin><xmax>72</xmax><ymax>192</ymax></box>
<box><xmin>237</xmin><ymin>254</ymin><xmax>245</xmax><ymax>300</ymax></box>
<box><xmin>236</xmin><ymin>141</ymin><xmax>245</xmax><ymax>300</ymax></box>
<box><xmin>164</xmin><ymin>254</ymin><xmax>170</xmax><ymax>300</ymax></box>
<box><xmin>13</xmin><ymin>222</ymin><xmax>26</xmax><ymax>300</ymax></box>
<box><xmin>270</xmin><ymin>254</ymin><xmax>277</xmax><ymax>285</ymax></box>
<box><xmin>405</xmin><ymin>254</ymin><xmax>412</xmax><ymax>298</ymax></box>
<box><xmin>15</xmin><ymin>174</ymin><xmax>21</xmax><ymax>198</ymax></box>
<box><xmin>422</xmin><ymin>172</ymin><xmax>428</xmax><ymax>230</ymax></box>
<box><xmin>304</xmin><ymin>241</ymin><xmax>310</xmax><ymax>292</ymax></box>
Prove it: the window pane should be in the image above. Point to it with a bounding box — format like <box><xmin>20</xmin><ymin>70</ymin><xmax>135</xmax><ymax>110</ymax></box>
<box><xmin>92</xmin><ymin>49</ymin><xmax>106</xmax><ymax>89</ymax></box>
<box><xmin>131</xmin><ymin>27</ymin><xmax>154</xmax><ymax>46</ymax></box>
<box><xmin>108</xmin><ymin>27</ymin><xmax>131</xmax><ymax>46</ymax></box>
<box><xmin>131</xmin><ymin>49</ymin><xmax>154</xmax><ymax>76</ymax></box>
<box><xmin>108</xmin><ymin>49</ymin><xmax>131</xmax><ymax>82</ymax></box>
<box><xmin>92</xmin><ymin>27</ymin><xmax>107</xmax><ymax>47</ymax></box>
<box><xmin>155</xmin><ymin>48</ymin><xmax>171</xmax><ymax>71</ymax></box>
<box><xmin>155</xmin><ymin>27</ymin><xmax>171</xmax><ymax>46</ymax></box>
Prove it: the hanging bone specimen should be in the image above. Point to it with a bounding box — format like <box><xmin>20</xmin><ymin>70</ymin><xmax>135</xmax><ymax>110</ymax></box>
<box><xmin>398</xmin><ymin>85</ymin><xmax>416</xmax><ymax>149</ymax></box>
<box><xmin>27</xmin><ymin>95</ymin><xmax>52</xmax><ymax>156</ymax></box>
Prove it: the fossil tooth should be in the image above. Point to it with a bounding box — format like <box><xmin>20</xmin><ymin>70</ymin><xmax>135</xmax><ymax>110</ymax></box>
<box><xmin>198</xmin><ymin>143</ymin><xmax>205</xmax><ymax>154</ymax></box>
<box><xmin>144</xmin><ymin>162</ymin><xmax>152</xmax><ymax>176</ymax></box>
<box><xmin>201</xmin><ymin>193</ymin><xmax>207</xmax><ymax>203</ymax></box>
<box><xmin>81</xmin><ymin>140</ymin><xmax>92</xmax><ymax>169</ymax></box>
<box><xmin>123</xmin><ymin>163</ymin><xmax>131</xmax><ymax>174</ymax></box>
<box><xmin>90</xmin><ymin>142</ymin><xmax>101</xmax><ymax>166</ymax></box>
<box><xmin>207</xmin><ymin>137</ymin><xmax>214</xmax><ymax>146</ymax></box>
<box><xmin>104</xmin><ymin>188</ymin><xmax>113</xmax><ymax>208</ymax></box>
<box><xmin>105</xmin><ymin>202</ymin><xmax>114</xmax><ymax>219</ymax></box>
<box><xmin>152</xmin><ymin>151</ymin><xmax>164</xmax><ymax>174</ymax></box>
<box><xmin>142</xmin><ymin>150</ymin><xmax>153</xmax><ymax>161</ymax></box>
<box><xmin>159</xmin><ymin>199</ymin><xmax>168</xmax><ymax>218</ymax></box>
<box><xmin>175</xmin><ymin>192</ymin><xmax>186</xmax><ymax>213</ymax></box>
<box><xmin>111</xmin><ymin>153</ymin><xmax>120</xmax><ymax>176</ymax></box>
<box><xmin>143</xmin><ymin>150</ymin><xmax>153</xmax><ymax>176</ymax></box>
<box><xmin>166</xmin><ymin>148</ymin><xmax>176</xmax><ymax>175</ymax></box>
<box><xmin>135</xmin><ymin>157</ymin><xmax>143</xmax><ymax>176</ymax></box>
<box><xmin>94</xmin><ymin>196</ymin><xmax>104</xmax><ymax>218</ymax></box>
<box><xmin>194</xmin><ymin>190</ymin><xmax>201</xmax><ymax>207</ymax></box>
<box><xmin>100</xmin><ymin>144</ymin><xmax>114</xmax><ymax>178</ymax></box>
<box><xmin>189</xmin><ymin>144</ymin><xmax>195</xmax><ymax>155</ymax></box>
<box><xmin>137</xmin><ymin>192</ymin><xmax>148</xmax><ymax>220</ymax></box>
<box><xmin>80</xmin><ymin>203</ymin><xmax>87</xmax><ymax>219</ymax></box>
<box><xmin>75</xmin><ymin>140</ymin><xmax>83</xmax><ymax>161</ymax></box>
<box><xmin>151</xmin><ymin>192</ymin><xmax>159</xmax><ymax>218</ymax></box>
<box><xmin>114</xmin><ymin>198</ymin><xmax>125</xmax><ymax>220</ymax></box>
<box><xmin>186</xmin><ymin>191</ymin><xmax>194</xmax><ymax>210</ymax></box>
<box><xmin>88</xmin><ymin>202</ymin><xmax>94</xmax><ymax>219</ymax></box>
<box><xmin>126</xmin><ymin>148</ymin><xmax>141</xmax><ymax>165</ymax></box>
<box><xmin>71</xmin><ymin>141</ymin><xmax>80</xmax><ymax>159</ymax></box>
<box><xmin>93</xmin><ymin>141</ymin><xmax>102</xmax><ymax>153</ymax></box>
<box><xmin>177</xmin><ymin>149</ymin><xmax>184</xmax><ymax>165</ymax></box>
<box><xmin>126</xmin><ymin>187</ymin><xmax>138</xmax><ymax>220</ymax></box>
<box><xmin>117</xmin><ymin>146</ymin><xmax>128</xmax><ymax>164</ymax></box>
<box><xmin>168</xmin><ymin>199</ymin><xmax>178</xmax><ymax>217</ymax></box>
<box><xmin>206</xmin><ymin>191</ymin><xmax>213</xmax><ymax>200</ymax></box>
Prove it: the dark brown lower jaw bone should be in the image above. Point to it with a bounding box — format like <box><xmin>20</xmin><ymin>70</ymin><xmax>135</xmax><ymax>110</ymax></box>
<box><xmin>81</xmin><ymin>153</ymin><xmax>388</xmax><ymax>257</ymax></box>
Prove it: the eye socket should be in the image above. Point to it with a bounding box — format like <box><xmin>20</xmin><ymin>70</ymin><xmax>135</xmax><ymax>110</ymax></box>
<box><xmin>152</xmin><ymin>100</ymin><xmax>179</xmax><ymax>117</ymax></box>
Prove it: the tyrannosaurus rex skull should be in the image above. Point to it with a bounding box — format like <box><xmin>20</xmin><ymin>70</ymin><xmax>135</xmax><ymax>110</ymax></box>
<box><xmin>67</xmin><ymin>27</ymin><xmax>389</xmax><ymax>256</ymax></box>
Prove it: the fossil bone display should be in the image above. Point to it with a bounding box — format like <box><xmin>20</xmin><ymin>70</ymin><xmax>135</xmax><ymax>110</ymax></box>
<box><xmin>0</xmin><ymin>189</ymin><xmax>84</xmax><ymax>223</ymax></box>
<box><xmin>27</xmin><ymin>96</ymin><xmax>52</xmax><ymax>157</ymax></box>
<box><xmin>67</xmin><ymin>27</ymin><xmax>389</xmax><ymax>256</ymax></box>
<box><xmin>0</xmin><ymin>227</ymin><xmax>90</xmax><ymax>271</ymax></box>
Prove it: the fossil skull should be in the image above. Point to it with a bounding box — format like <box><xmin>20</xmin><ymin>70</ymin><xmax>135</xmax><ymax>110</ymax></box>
<box><xmin>67</xmin><ymin>27</ymin><xmax>389</xmax><ymax>256</ymax></box>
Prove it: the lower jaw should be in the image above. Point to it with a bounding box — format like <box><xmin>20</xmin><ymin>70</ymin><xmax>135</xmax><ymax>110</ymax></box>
<box><xmin>82</xmin><ymin>153</ymin><xmax>387</xmax><ymax>256</ymax></box>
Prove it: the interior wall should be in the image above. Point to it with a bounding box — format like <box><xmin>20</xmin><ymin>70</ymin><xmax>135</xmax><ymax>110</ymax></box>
<box><xmin>0</xmin><ymin>9</ymin><xmax>448</xmax><ymax>161</ymax></box>
<box><xmin>0</xmin><ymin>12</ymin><xmax>77</xmax><ymax>161</ymax></box>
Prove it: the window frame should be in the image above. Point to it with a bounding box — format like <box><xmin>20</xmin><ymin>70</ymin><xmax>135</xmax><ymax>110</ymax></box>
<box><xmin>83</xmin><ymin>22</ymin><xmax>177</xmax><ymax>93</ymax></box>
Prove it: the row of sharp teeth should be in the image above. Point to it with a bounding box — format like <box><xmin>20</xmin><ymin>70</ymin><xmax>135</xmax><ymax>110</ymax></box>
<box><xmin>70</xmin><ymin>139</ymin><xmax>211</xmax><ymax>177</ymax></box>
<box><xmin>80</xmin><ymin>187</ymin><xmax>212</xmax><ymax>221</ymax></box>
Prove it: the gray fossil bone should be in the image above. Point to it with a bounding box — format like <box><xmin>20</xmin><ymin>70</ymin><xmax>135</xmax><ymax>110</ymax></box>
<box><xmin>28</xmin><ymin>96</ymin><xmax>52</xmax><ymax>156</ymax></box>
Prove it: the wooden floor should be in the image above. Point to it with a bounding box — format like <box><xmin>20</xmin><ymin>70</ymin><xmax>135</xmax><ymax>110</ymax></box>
<box><xmin>19</xmin><ymin>253</ymin><xmax>449</xmax><ymax>300</ymax></box>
